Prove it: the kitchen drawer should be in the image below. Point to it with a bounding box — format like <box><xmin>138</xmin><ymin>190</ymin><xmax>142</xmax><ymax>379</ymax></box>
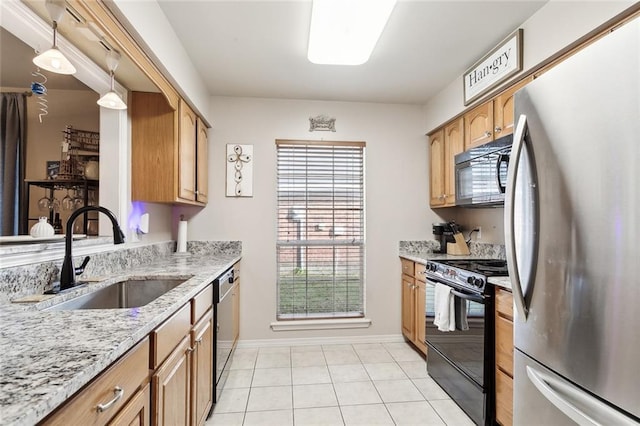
<box><xmin>151</xmin><ymin>302</ymin><xmax>191</xmax><ymax>369</ymax></box>
<box><xmin>41</xmin><ymin>337</ymin><xmax>150</xmax><ymax>426</ymax></box>
<box><xmin>414</xmin><ymin>262</ymin><xmax>427</xmax><ymax>282</ymax></box>
<box><xmin>495</xmin><ymin>367</ymin><xmax>513</xmax><ymax>426</ymax></box>
<box><xmin>107</xmin><ymin>382</ymin><xmax>150</xmax><ymax>426</ymax></box>
<box><xmin>495</xmin><ymin>288</ymin><xmax>514</xmax><ymax>320</ymax></box>
<box><xmin>192</xmin><ymin>284</ymin><xmax>213</xmax><ymax>324</ymax></box>
<box><xmin>495</xmin><ymin>314</ymin><xmax>514</xmax><ymax>377</ymax></box>
<box><xmin>401</xmin><ymin>258</ymin><xmax>415</xmax><ymax>277</ymax></box>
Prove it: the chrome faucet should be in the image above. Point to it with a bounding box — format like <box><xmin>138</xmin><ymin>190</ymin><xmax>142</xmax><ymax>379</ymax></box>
<box><xmin>58</xmin><ymin>206</ymin><xmax>125</xmax><ymax>292</ymax></box>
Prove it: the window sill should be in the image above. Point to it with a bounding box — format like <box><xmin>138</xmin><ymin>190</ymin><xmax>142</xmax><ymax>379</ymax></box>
<box><xmin>270</xmin><ymin>318</ymin><xmax>372</xmax><ymax>331</ymax></box>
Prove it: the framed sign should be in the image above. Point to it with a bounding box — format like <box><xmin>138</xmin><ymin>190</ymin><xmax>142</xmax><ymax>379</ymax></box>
<box><xmin>463</xmin><ymin>29</ymin><xmax>523</xmax><ymax>106</ymax></box>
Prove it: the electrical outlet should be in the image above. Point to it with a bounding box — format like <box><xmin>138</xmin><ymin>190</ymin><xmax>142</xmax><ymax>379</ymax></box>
<box><xmin>477</xmin><ymin>227</ymin><xmax>482</xmax><ymax>240</ymax></box>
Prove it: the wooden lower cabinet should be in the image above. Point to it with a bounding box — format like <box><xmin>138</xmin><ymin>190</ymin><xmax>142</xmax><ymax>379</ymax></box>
<box><xmin>152</xmin><ymin>285</ymin><xmax>215</xmax><ymax>426</ymax></box>
<box><xmin>496</xmin><ymin>367</ymin><xmax>514</xmax><ymax>426</ymax></box>
<box><xmin>400</xmin><ymin>258</ymin><xmax>427</xmax><ymax>355</ymax></box>
<box><xmin>401</xmin><ymin>273</ymin><xmax>416</xmax><ymax>339</ymax></box>
<box><xmin>191</xmin><ymin>309</ymin><xmax>214</xmax><ymax>426</ymax></box>
<box><xmin>153</xmin><ymin>335</ymin><xmax>192</xmax><ymax>426</ymax></box>
<box><xmin>495</xmin><ymin>288</ymin><xmax>514</xmax><ymax>426</ymax></box>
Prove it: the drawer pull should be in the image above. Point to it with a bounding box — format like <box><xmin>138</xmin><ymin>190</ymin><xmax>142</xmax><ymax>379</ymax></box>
<box><xmin>96</xmin><ymin>386</ymin><xmax>124</xmax><ymax>413</ymax></box>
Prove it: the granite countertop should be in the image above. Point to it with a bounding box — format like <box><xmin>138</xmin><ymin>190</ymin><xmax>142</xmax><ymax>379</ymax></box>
<box><xmin>399</xmin><ymin>250</ymin><xmax>512</xmax><ymax>291</ymax></box>
<box><xmin>0</xmin><ymin>251</ymin><xmax>241</xmax><ymax>426</ymax></box>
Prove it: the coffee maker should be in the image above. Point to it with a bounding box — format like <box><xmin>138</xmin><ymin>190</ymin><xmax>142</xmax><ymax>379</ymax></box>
<box><xmin>432</xmin><ymin>223</ymin><xmax>454</xmax><ymax>253</ymax></box>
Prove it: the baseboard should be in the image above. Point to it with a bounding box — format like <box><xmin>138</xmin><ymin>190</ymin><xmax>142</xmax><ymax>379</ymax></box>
<box><xmin>236</xmin><ymin>334</ymin><xmax>406</xmax><ymax>348</ymax></box>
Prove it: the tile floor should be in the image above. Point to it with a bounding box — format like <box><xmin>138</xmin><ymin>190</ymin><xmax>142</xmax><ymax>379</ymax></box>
<box><xmin>205</xmin><ymin>342</ymin><xmax>474</xmax><ymax>426</ymax></box>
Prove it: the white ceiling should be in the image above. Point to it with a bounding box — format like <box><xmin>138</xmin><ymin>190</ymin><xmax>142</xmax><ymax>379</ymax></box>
<box><xmin>0</xmin><ymin>27</ymin><xmax>91</xmax><ymax>91</ymax></box>
<box><xmin>157</xmin><ymin>0</ymin><xmax>548</xmax><ymax>105</ymax></box>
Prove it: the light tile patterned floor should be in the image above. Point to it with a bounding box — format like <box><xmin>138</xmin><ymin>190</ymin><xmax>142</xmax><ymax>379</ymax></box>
<box><xmin>206</xmin><ymin>342</ymin><xmax>474</xmax><ymax>426</ymax></box>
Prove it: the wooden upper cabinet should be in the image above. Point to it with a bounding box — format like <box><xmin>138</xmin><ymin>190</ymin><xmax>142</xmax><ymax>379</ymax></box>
<box><xmin>443</xmin><ymin>118</ymin><xmax>464</xmax><ymax>206</ymax></box>
<box><xmin>196</xmin><ymin>118</ymin><xmax>209</xmax><ymax>204</ymax></box>
<box><xmin>428</xmin><ymin>129</ymin><xmax>445</xmax><ymax>207</ymax></box>
<box><xmin>494</xmin><ymin>76</ymin><xmax>533</xmax><ymax>138</ymax></box>
<box><xmin>179</xmin><ymin>100</ymin><xmax>197</xmax><ymax>201</ymax></box>
<box><xmin>131</xmin><ymin>92</ymin><xmax>208</xmax><ymax>206</ymax></box>
<box><xmin>464</xmin><ymin>101</ymin><xmax>494</xmax><ymax>150</ymax></box>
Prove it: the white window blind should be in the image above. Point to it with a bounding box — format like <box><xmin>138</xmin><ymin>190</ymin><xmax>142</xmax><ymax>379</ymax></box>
<box><xmin>276</xmin><ymin>140</ymin><xmax>365</xmax><ymax>320</ymax></box>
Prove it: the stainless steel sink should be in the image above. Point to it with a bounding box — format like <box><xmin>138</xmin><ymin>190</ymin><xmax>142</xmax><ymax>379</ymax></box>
<box><xmin>44</xmin><ymin>279</ymin><xmax>185</xmax><ymax>311</ymax></box>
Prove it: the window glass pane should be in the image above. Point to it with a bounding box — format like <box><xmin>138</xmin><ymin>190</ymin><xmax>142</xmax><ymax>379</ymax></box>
<box><xmin>276</xmin><ymin>141</ymin><xmax>365</xmax><ymax>319</ymax></box>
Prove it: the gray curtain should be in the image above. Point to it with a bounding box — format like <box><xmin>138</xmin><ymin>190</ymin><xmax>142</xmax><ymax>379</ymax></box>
<box><xmin>1</xmin><ymin>93</ymin><xmax>27</xmax><ymax>236</ymax></box>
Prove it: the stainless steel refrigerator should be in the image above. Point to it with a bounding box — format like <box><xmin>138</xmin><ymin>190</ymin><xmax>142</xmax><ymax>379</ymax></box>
<box><xmin>505</xmin><ymin>13</ymin><xmax>640</xmax><ymax>425</ymax></box>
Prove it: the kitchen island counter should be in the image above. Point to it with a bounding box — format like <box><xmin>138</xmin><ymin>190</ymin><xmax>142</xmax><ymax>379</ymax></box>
<box><xmin>0</xmin><ymin>247</ymin><xmax>241</xmax><ymax>426</ymax></box>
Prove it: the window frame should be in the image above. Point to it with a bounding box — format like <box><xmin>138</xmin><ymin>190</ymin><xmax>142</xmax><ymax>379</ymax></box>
<box><xmin>275</xmin><ymin>139</ymin><xmax>366</xmax><ymax>320</ymax></box>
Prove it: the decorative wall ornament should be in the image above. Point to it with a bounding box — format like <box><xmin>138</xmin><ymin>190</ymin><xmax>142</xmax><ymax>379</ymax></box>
<box><xmin>309</xmin><ymin>114</ymin><xmax>336</xmax><ymax>132</ymax></box>
<box><xmin>226</xmin><ymin>144</ymin><xmax>253</xmax><ymax>197</ymax></box>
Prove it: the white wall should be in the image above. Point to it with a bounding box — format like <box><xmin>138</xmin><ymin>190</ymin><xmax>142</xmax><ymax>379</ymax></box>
<box><xmin>423</xmin><ymin>1</ymin><xmax>635</xmax><ymax>133</ymax></box>
<box><xmin>422</xmin><ymin>1</ymin><xmax>636</xmax><ymax>243</ymax></box>
<box><xmin>173</xmin><ymin>97</ymin><xmax>437</xmax><ymax>341</ymax></box>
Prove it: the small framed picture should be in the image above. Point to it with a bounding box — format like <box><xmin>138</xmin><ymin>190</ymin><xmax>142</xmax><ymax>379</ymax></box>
<box><xmin>46</xmin><ymin>161</ymin><xmax>60</xmax><ymax>180</ymax></box>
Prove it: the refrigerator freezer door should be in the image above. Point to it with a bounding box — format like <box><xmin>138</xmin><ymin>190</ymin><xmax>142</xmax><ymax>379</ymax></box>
<box><xmin>511</xmin><ymin>16</ymin><xmax>640</xmax><ymax>421</ymax></box>
<box><xmin>514</xmin><ymin>350</ymin><xmax>639</xmax><ymax>426</ymax></box>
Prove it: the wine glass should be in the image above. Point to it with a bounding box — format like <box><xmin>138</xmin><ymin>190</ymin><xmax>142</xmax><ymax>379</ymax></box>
<box><xmin>37</xmin><ymin>193</ymin><xmax>51</xmax><ymax>212</ymax></box>
<box><xmin>73</xmin><ymin>188</ymin><xmax>85</xmax><ymax>210</ymax></box>
<box><xmin>88</xmin><ymin>190</ymin><xmax>97</xmax><ymax>206</ymax></box>
<box><xmin>62</xmin><ymin>189</ymin><xmax>75</xmax><ymax>211</ymax></box>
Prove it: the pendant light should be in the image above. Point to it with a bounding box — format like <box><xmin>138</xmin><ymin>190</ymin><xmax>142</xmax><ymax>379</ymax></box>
<box><xmin>33</xmin><ymin>0</ymin><xmax>77</xmax><ymax>75</ymax></box>
<box><xmin>97</xmin><ymin>51</ymin><xmax>127</xmax><ymax>110</ymax></box>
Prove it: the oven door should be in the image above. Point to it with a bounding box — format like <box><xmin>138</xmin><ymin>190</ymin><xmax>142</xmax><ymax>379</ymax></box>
<box><xmin>425</xmin><ymin>278</ymin><xmax>490</xmax><ymax>388</ymax></box>
<box><xmin>425</xmin><ymin>277</ymin><xmax>495</xmax><ymax>424</ymax></box>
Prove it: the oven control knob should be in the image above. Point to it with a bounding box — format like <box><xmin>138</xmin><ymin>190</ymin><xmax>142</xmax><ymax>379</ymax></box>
<box><xmin>475</xmin><ymin>278</ymin><xmax>484</xmax><ymax>287</ymax></box>
<box><xmin>467</xmin><ymin>277</ymin><xmax>474</xmax><ymax>285</ymax></box>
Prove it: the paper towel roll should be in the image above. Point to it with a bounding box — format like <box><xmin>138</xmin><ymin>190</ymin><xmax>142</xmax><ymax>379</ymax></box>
<box><xmin>177</xmin><ymin>220</ymin><xmax>188</xmax><ymax>253</ymax></box>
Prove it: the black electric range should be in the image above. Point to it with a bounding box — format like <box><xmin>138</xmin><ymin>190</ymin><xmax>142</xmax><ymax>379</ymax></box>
<box><xmin>423</xmin><ymin>258</ymin><xmax>508</xmax><ymax>425</ymax></box>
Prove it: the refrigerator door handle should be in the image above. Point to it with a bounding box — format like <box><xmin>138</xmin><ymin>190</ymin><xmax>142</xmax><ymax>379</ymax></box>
<box><xmin>505</xmin><ymin>114</ymin><xmax>529</xmax><ymax>319</ymax></box>
<box><xmin>526</xmin><ymin>366</ymin><xmax>638</xmax><ymax>426</ymax></box>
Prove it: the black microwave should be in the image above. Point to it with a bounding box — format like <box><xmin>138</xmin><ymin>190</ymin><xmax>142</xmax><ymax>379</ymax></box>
<box><xmin>455</xmin><ymin>134</ymin><xmax>512</xmax><ymax>207</ymax></box>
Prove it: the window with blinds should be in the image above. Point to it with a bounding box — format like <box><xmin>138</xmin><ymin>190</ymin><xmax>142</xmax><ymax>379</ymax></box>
<box><xmin>276</xmin><ymin>140</ymin><xmax>365</xmax><ymax>320</ymax></box>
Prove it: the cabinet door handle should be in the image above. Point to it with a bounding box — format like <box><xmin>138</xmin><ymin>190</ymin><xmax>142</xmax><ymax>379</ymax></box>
<box><xmin>195</xmin><ymin>337</ymin><xmax>203</xmax><ymax>345</ymax></box>
<box><xmin>484</xmin><ymin>131</ymin><xmax>492</xmax><ymax>138</ymax></box>
<box><xmin>495</xmin><ymin>126</ymin><xmax>502</xmax><ymax>133</ymax></box>
<box><xmin>96</xmin><ymin>386</ymin><xmax>124</xmax><ymax>413</ymax></box>
<box><xmin>187</xmin><ymin>346</ymin><xmax>195</xmax><ymax>353</ymax></box>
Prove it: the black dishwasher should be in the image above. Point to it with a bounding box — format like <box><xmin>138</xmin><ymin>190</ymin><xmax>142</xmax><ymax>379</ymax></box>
<box><xmin>211</xmin><ymin>266</ymin><xmax>236</xmax><ymax>407</ymax></box>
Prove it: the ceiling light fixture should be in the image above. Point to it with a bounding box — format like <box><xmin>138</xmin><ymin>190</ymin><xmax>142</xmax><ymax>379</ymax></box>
<box><xmin>97</xmin><ymin>51</ymin><xmax>127</xmax><ymax>110</ymax></box>
<box><xmin>307</xmin><ymin>0</ymin><xmax>397</xmax><ymax>66</ymax></box>
<box><xmin>32</xmin><ymin>0</ymin><xmax>77</xmax><ymax>75</ymax></box>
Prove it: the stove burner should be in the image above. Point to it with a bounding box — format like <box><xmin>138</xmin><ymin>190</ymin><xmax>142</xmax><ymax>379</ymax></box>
<box><xmin>436</xmin><ymin>259</ymin><xmax>508</xmax><ymax>276</ymax></box>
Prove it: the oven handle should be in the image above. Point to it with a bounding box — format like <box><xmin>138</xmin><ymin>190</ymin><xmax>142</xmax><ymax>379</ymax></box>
<box><xmin>495</xmin><ymin>153</ymin><xmax>509</xmax><ymax>193</ymax></box>
<box><xmin>426</xmin><ymin>277</ymin><xmax>485</xmax><ymax>304</ymax></box>
<box><xmin>450</xmin><ymin>289</ymin><xmax>485</xmax><ymax>304</ymax></box>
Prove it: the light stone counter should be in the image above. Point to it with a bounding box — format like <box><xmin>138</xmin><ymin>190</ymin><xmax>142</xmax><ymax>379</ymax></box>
<box><xmin>0</xmin><ymin>249</ymin><xmax>241</xmax><ymax>426</ymax></box>
<box><xmin>399</xmin><ymin>240</ymin><xmax>511</xmax><ymax>290</ymax></box>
